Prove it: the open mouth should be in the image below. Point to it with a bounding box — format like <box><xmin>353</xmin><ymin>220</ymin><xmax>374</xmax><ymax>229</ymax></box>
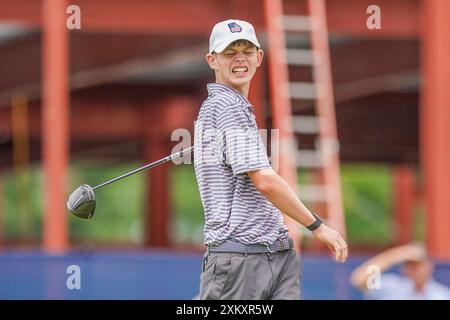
<box><xmin>232</xmin><ymin>66</ymin><xmax>248</xmax><ymax>73</ymax></box>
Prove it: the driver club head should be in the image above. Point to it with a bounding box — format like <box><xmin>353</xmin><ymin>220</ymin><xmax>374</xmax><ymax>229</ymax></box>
<box><xmin>67</xmin><ymin>184</ymin><xmax>96</xmax><ymax>219</ymax></box>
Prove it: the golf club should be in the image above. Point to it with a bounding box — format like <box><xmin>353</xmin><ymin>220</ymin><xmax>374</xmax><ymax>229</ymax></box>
<box><xmin>67</xmin><ymin>146</ymin><xmax>194</xmax><ymax>220</ymax></box>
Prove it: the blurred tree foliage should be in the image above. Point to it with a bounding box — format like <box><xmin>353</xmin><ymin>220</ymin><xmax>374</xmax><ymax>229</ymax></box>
<box><xmin>1</xmin><ymin>162</ymin><xmax>410</xmax><ymax>247</ymax></box>
<box><xmin>340</xmin><ymin>164</ymin><xmax>394</xmax><ymax>246</ymax></box>
<box><xmin>2</xmin><ymin>162</ymin><xmax>144</xmax><ymax>245</ymax></box>
<box><xmin>3</xmin><ymin>169</ymin><xmax>43</xmax><ymax>242</ymax></box>
<box><xmin>67</xmin><ymin>162</ymin><xmax>144</xmax><ymax>245</ymax></box>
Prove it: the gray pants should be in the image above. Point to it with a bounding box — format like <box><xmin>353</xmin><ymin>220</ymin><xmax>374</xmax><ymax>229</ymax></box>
<box><xmin>199</xmin><ymin>248</ymin><xmax>301</xmax><ymax>300</ymax></box>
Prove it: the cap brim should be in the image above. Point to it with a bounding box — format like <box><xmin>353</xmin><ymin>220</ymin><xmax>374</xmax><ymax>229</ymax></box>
<box><xmin>211</xmin><ymin>36</ymin><xmax>260</xmax><ymax>53</ymax></box>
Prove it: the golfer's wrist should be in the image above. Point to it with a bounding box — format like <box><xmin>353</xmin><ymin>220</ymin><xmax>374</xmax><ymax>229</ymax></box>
<box><xmin>306</xmin><ymin>213</ymin><xmax>323</xmax><ymax>231</ymax></box>
<box><xmin>311</xmin><ymin>223</ymin><xmax>326</xmax><ymax>235</ymax></box>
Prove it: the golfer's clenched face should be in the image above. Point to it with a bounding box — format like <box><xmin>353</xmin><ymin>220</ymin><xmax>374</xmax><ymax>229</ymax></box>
<box><xmin>206</xmin><ymin>40</ymin><xmax>263</xmax><ymax>93</ymax></box>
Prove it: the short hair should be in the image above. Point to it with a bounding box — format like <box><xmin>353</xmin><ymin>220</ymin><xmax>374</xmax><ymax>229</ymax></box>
<box><xmin>228</xmin><ymin>40</ymin><xmax>257</xmax><ymax>48</ymax></box>
<box><xmin>212</xmin><ymin>40</ymin><xmax>258</xmax><ymax>54</ymax></box>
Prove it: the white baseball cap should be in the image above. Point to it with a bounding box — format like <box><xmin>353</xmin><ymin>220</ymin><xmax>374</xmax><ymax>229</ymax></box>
<box><xmin>209</xmin><ymin>19</ymin><xmax>261</xmax><ymax>54</ymax></box>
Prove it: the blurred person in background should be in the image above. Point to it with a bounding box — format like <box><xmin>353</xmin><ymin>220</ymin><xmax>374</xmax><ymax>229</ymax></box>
<box><xmin>351</xmin><ymin>243</ymin><xmax>450</xmax><ymax>299</ymax></box>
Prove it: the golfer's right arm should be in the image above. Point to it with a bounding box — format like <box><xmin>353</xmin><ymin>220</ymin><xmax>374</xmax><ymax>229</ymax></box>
<box><xmin>248</xmin><ymin>168</ymin><xmax>348</xmax><ymax>263</ymax></box>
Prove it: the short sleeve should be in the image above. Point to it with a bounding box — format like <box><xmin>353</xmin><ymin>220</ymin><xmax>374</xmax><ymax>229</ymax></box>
<box><xmin>217</xmin><ymin>104</ymin><xmax>271</xmax><ymax>175</ymax></box>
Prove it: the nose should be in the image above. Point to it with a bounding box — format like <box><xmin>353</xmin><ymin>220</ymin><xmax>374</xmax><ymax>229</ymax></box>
<box><xmin>234</xmin><ymin>52</ymin><xmax>245</xmax><ymax>62</ymax></box>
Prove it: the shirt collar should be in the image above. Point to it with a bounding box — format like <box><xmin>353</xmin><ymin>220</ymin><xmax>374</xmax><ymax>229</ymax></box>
<box><xmin>207</xmin><ymin>83</ymin><xmax>254</xmax><ymax>111</ymax></box>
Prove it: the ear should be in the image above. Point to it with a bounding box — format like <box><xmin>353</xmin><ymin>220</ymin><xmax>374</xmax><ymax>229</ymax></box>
<box><xmin>206</xmin><ymin>53</ymin><xmax>218</xmax><ymax>71</ymax></box>
<box><xmin>256</xmin><ymin>49</ymin><xmax>264</xmax><ymax>67</ymax></box>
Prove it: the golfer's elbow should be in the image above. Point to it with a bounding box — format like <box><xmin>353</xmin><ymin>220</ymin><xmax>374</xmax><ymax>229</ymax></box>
<box><xmin>248</xmin><ymin>169</ymin><xmax>277</xmax><ymax>195</ymax></box>
<box><xmin>255</xmin><ymin>178</ymin><xmax>274</xmax><ymax>195</ymax></box>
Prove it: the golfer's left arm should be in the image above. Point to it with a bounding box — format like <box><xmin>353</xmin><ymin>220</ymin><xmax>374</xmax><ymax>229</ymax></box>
<box><xmin>248</xmin><ymin>168</ymin><xmax>348</xmax><ymax>263</ymax></box>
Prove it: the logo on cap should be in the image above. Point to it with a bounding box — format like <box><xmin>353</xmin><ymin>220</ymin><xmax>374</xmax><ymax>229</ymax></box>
<box><xmin>227</xmin><ymin>22</ymin><xmax>242</xmax><ymax>33</ymax></box>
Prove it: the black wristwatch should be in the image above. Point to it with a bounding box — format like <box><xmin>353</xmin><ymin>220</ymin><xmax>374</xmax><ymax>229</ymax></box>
<box><xmin>306</xmin><ymin>213</ymin><xmax>323</xmax><ymax>231</ymax></box>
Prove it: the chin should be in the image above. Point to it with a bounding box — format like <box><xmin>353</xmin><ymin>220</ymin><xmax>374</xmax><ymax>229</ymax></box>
<box><xmin>231</xmin><ymin>76</ymin><xmax>252</xmax><ymax>86</ymax></box>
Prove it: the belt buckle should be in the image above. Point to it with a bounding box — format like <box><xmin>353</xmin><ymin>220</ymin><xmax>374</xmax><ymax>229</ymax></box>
<box><xmin>265</xmin><ymin>244</ymin><xmax>276</xmax><ymax>254</ymax></box>
<box><xmin>279</xmin><ymin>239</ymin><xmax>285</xmax><ymax>251</ymax></box>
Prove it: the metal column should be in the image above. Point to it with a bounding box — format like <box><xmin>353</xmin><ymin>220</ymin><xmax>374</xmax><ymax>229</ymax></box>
<box><xmin>421</xmin><ymin>0</ymin><xmax>450</xmax><ymax>259</ymax></box>
<box><xmin>393</xmin><ymin>166</ymin><xmax>415</xmax><ymax>245</ymax></box>
<box><xmin>263</xmin><ymin>0</ymin><xmax>301</xmax><ymax>250</ymax></box>
<box><xmin>42</xmin><ymin>0</ymin><xmax>69</xmax><ymax>252</ymax></box>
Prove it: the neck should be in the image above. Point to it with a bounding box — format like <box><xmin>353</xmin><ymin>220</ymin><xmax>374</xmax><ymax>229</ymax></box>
<box><xmin>414</xmin><ymin>282</ymin><xmax>426</xmax><ymax>293</ymax></box>
<box><xmin>216</xmin><ymin>80</ymin><xmax>250</xmax><ymax>98</ymax></box>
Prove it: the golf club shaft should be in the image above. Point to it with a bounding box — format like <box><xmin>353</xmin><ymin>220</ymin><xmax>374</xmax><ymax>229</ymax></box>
<box><xmin>92</xmin><ymin>146</ymin><xmax>194</xmax><ymax>191</ymax></box>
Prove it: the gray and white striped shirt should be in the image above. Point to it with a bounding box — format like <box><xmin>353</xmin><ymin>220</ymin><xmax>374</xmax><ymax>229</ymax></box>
<box><xmin>194</xmin><ymin>83</ymin><xmax>288</xmax><ymax>246</ymax></box>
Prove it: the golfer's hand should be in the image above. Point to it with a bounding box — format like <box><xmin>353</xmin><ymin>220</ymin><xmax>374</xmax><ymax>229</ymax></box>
<box><xmin>312</xmin><ymin>224</ymin><xmax>348</xmax><ymax>263</ymax></box>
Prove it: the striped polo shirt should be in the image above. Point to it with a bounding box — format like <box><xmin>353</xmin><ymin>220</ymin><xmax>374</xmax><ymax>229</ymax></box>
<box><xmin>194</xmin><ymin>83</ymin><xmax>288</xmax><ymax>246</ymax></box>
